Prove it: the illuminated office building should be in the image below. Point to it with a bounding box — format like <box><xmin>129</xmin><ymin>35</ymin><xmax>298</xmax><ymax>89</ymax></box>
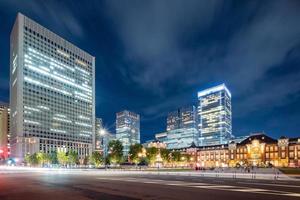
<box><xmin>167</xmin><ymin>106</ymin><xmax>197</xmax><ymax>131</ymax></box>
<box><xmin>10</xmin><ymin>13</ymin><xmax>95</xmax><ymax>161</ymax></box>
<box><xmin>95</xmin><ymin>118</ymin><xmax>103</xmax><ymax>150</ymax></box>
<box><xmin>165</xmin><ymin>106</ymin><xmax>199</xmax><ymax>149</ymax></box>
<box><xmin>95</xmin><ymin>118</ymin><xmax>114</xmax><ymax>156</ymax></box>
<box><xmin>197</xmin><ymin>84</ymin><xmax>232</xmax><ymax>146</ymax></box>
<box><xmin>116</xmin><ymin>110</ymin><xmax>140</xmax><ymax>155</ymax></box>
<box><xmin>155</xmin><ymin>132</ymin><xmax>168</xmax><ymax>143</ymax></box>
<box><xmin>166</xmin><ymin>110</ymin><xmax>180</xmax><ymax>131</ymax></box>
<box><xmin>0</xmin><ymin>103</ymin><xmax>10</xmax><ymax>159</ymax></box>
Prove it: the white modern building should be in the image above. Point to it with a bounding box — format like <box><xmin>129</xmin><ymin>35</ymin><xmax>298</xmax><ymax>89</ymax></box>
<box><xmin>10</xmin><ymin>13</ymin><xmax>95</xmax><ymax>161</ymax></box>
<box><xmin>197</xmin><ymin>84</ymin><xmax>232</xmax><ymax>146</ymax></box>
<box><xmin>116</xmin><ymin>110</ymin><xmax>140</xmax><ymax>155</ymax></box>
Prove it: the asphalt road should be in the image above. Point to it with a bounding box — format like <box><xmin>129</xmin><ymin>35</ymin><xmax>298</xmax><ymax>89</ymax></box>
<box><xmin>1</xmin><ymin>168</ymin><xmax>300</xmax><ymax>200</ymax></box>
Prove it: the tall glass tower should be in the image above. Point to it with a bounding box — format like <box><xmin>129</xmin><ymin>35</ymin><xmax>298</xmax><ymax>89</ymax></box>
<box><xmin>116</xmin><ymin>110</ymin><xmax>140</xmax><ymax>155</ymax></box>
<box><xmin>10</xmin><ymin>13</ymin><xmax>95</xmax><ymax>161</ymax></box>
<box><xmin>165</xmin><ymin>106</ymin><xmax>198</xmax><ymax>149</ymax></box>
<box><xmin>197</xmin><ymin>84</ymin><xmax>232</xmax><ymax>146</ymax></box>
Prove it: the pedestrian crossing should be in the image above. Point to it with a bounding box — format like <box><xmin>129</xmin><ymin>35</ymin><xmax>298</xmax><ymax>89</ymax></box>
<box><xmin>96</xmin><ymin>177</ymin><xmax>300</xmax><ymax>198</ymax></box>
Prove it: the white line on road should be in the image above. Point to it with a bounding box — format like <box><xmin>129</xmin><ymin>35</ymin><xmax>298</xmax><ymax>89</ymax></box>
<box><xmin>96</xmin><ymin>177</ymin><xmax>300</xmax><ymax>198</ymax></box>
<box><xmin>237</xmin><ymin>181</ymin><xmax>300</xmax><ymax>188</ymax></box>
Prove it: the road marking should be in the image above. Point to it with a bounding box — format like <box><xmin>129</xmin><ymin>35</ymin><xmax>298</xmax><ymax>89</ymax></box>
<box><xmin>237</xmin><ymin>181</ymin><xmax>300</xmax><ymax>188</ymax></box>
<box><xmin>96</xmin><ymin>177</ymin><xmax>300</xmax><ymax>198</ymax></box>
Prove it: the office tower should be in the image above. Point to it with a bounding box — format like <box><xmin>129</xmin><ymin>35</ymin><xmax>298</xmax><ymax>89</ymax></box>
<box><xmin>197</xmin><ymin>84</ymin><xmax>232</xmax><ymax>146</ymax></box>
<box><xmin>116</xmin><ymin>110</ymin><xmax>140</xmax><ymax>155</ymax></box>
<box><xmin>95</xmin><ymin>118</ymin><xmax>103</xmax><ymax>150</ymax></box>
<box><xmin>166</xmin><ymin>110</ymin><xmax>180</xmax><ymax>131</ymax></box>
<box><xmin>10</xmin><ymin>13</ymin><xmax>95</xmax><ymax>161</ymax></box>
<box><xmin>165</xmin><ymin>106</ymin><xmax>199</xmax><ymax>149</ymax></box>
<box><xmin>100</xmin><ymin>132</ymin><xmax>115</xmax><ymax>157</ymax></box>
<box><xmin>0</xmin><ymin>103</ymin><xmax>10</xmax><ymax>159</ymax></box>
<box><xmin>180</xmin><ymin>106</ymin><xmax>197</xmax><ymax>129</ymax></box>
<box><xmin>166</xmin><ymin>106</ymin><xmax>197</xmax><ymax>131</ymax></box>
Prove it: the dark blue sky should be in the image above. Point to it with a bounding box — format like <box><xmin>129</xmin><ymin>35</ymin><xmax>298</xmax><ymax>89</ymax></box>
<box><xmin>0</xmin><ymin>0</ymin><xmax>300</xmax><ymax>142</ymax></box>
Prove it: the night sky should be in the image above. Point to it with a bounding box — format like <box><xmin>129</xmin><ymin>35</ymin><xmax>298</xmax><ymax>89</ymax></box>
<box><xmin>0</xmin><ymin>1</ymin><xmax>300</xmax><ymax>142</ymax></box>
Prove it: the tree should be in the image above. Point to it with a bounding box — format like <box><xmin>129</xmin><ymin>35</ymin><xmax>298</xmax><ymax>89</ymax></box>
<box><xmin>25</xmin><ymin>153</ymin><xmax>32</xmax><ymax>166</ymax></box>
<box><xmin>108</xmin><ymin>140</ymin><xmax>123</xmax><ymax>164</ymax></box>
<box><xmin>83</xmin><ymin>156</ymin><xmax>89</xmax><ymax>166</ymax></box>
<box><xmin>129</xmin><ymin>144</ymin><xmax>143</xmax><ymax>164</ymax></box>
<box><xmin>36</xmin><ymin>152</ymin><xmax>50</xmax><ymax>166</ymax></box>
<box><xmin>146</xmin><ymin>147</ymin><xmax>158</xmax><ymax>164</ymax></box>
<box><xmin>67</xmin><ymin>150</ymin><xmax>79</xmax><ymax>166</ymax></box>
<box><xmin>171</xmin><ymin>151</ymin><xmax>181</xmax><ymax>162</ymax></box>
<box><xmin>57</xmin><ymin>151</ymin><xmax>68</xmax><ymax>166</ymax></box>
<box><xmin>49</xmin><ymin>151</ymin><xmax>58</xmax><ymax>165</ymax></box>
<box><xmin>90</xmin><ymin>151</ymin><xmax>104</xmax><ymax>167</ymax></box>
<box><xmin>160</xmin><ymin>149</ymin><xmax>171</xmax><ymax>163</ymax></box>
<box><xmin>25</xmin><ymin>153</ymin><xmax>39</xmax><ymax>166</ymax></box>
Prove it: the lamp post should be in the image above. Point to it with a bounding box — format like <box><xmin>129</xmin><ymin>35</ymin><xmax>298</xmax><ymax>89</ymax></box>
<box><xmin>99</xmin><ymin>128</ymin><xmax>109</xmax><ymax>168</ymax></box>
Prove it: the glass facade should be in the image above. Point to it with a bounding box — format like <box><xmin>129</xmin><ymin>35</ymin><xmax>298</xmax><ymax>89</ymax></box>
<box><xmin>167</xmin><ymin>106</ymin><xmax>197</xmax><ymax>131</ymax></box>
<box><xmin>166</xmin><ymin>128</ymin><xmax>199</xmax><ymax>149</ymax></box>
<box><xmin>10</xmin><ymin>13</ymin><xmax>95</xmax><ymax>160</ymax></box>
<box><xmin>116</xmin><ymin>110</ymin><xmax>140</xmax><ymax>155</ymax></box>
<box><xmin>197</xmin><ymin>84</ymin><xmax>232</xmax><ymax>146</ymax></box>
<box><xmin>95</xmin><ymin>118</ymin><xmax>114</xmax><ymax>156</ymax></box>
<box><xmin>95</xmin><ymin>118</ymin><xmax>103</xmax><ymax>150</ymax></box>
<box><xmin>165</xmin><ymin>106</ymin><xmax>199</xmax><ymax>149</ymax></box>
<box><xmin>155</xmin><ymin>132</ymin><xmax>168</xmax><ymax>143</ymax></box>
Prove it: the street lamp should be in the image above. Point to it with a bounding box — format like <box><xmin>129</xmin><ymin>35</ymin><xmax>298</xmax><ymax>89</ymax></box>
<box><xmin>100</xmin><ymin>129</ymin><xmax>106</xmax><ymax>135</ymax></box>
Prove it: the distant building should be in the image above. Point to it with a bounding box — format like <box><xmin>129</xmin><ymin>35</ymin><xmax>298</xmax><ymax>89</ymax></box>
<box><xmin>165</xmin><ymin>106</ymin><xmax>199</xmax><ymax>149</ymax></box>
<box><xmin>99</xmin><ymin>132</ymin><xmax>115</xmax><ymax>157</ymax></box>
<box><xmin>183</xmin><ymin>133</ymin><xmax>300</xmax><ymax>168</ymax></box>
<box><xmin>116</xmin><ymin>110</ymin><xmax>140</xmax><ymax>155</ymax></box>
<box><xmin>155</xmin><ymin>132</ymin><xmax>168</xmax><ymax>143</ymax></box>
<box><xmin>147</xmin><ymin>140</ymin><xmax>167</xmax><ymax>149</ymax></box>
<box><xmin>180</xmin><ymin>106</ymin><xmax>198</xmax><ymax>129</ymax></box>
<box><xmin>166</xmin><ymin>106</ymin><xmax>197</xmax><ymax>131</ymax></box>
<box><xmin>95</xmin><ymin>118</ymin><xmax>115</xmax><ymax>156</ymax></box>
<box><xmin>10</xmin><ymin>13</ymin><xmax>95</xmax><ymax>161</ymax></box>
<box><xmin>166</xmin><ymin>110</ymin><xmax>180</xmax><ymax>131</ymax></box>
<box><xmin>165</xmin><ymin>128</ymin><xmax>199</xmax><ymax>149</ymax></box>
<box><xmin>197</xmin><ymin>84</ymin><xmax>232</xmax><ymax>146</ymax></box>
<box><xmin>0</xmin><ymin>103</ymin><xmax>10</xmax><ymax>159</ymax></box>
<box><xmin>95</xmin><ymin>118</ymin><xmax>103</xmax><ymax>150</ymax></box>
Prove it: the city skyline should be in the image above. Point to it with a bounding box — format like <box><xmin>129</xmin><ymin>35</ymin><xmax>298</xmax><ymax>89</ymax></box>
<box><xmin>0</xmin><ymin>1</ymin><xmax>300</xmax><ymax>143</ymax></box>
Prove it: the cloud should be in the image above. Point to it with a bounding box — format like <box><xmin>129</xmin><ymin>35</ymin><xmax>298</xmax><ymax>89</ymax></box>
<box><xmin>105</xmin><ymin>0</ymin><xmax>300</xmax><ymax>117</ymax></box>
<box><xmin>104</xmin><ymin>0</ymin><xmax>223</xmax><ymax>92</ymax></box>
<box><xmin>1</xmin><ymin>0</ymin><xmax>85</xmax><ymax>38</ymax></box>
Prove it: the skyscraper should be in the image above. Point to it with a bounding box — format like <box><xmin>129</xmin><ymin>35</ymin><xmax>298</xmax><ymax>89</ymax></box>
<box><xmin>10</xmin><ymin>13</ymin><xmax>95</xmax><ymax>161</ymax></box>
<box><xmin>0</xmin><ymin>103</ymin><xmax>10</xmax><ymax>159</ymax></box>
<box><xmin>165</xmin><ymin>106</ymin><xmax>198</xmax><ymax>149</ymax></box>
<box><xmin>180</xmin><ymin>106</ymin><xmax>198</xmax><ymax>129</ymax></box>
<box><xmin>197</xmin><ymin>84</ymin><xmax>232</xmax><ymax>146</ymax></box>
<box><xmin>95</xmin><ymin>118</ymin><xmax>103</xmax><ymax>151</ymax></box>
<box><xmin>166</xmin><ymin>106</ymin><xmax>197</xmax><ymax>131</ymax></box>
<box><xmin>166</xmin><ymin>110</ymin><xmax>180</xmax><ymax>131</ymax></box>
<box><xmin>116</xmin><ymin>110</ymin><xmax>140</xmax><ymax>155</ymax></box>
<box><xmin>95</xmin><ymin>118</ymin><xmax>114</xmax><ymax>156</ymax></box>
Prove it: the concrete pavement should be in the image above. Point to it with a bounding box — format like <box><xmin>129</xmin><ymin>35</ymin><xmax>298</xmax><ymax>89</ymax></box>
<box><xmin>0</xmin><ymin>167</ymin><xmax>300</xmax><ymax>200</ymax></box>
